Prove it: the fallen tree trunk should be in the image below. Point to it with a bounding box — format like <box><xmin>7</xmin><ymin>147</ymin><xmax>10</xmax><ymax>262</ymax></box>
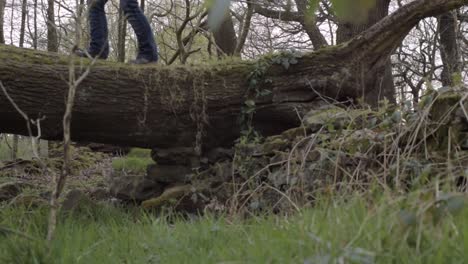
<box><xmin>0</xmin><ymin>0</ymin><xmax>466</xmax><ymax>149</ymax></box>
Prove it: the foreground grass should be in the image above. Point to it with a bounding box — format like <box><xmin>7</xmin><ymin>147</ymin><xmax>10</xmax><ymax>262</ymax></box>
<box><xmin>0</xmin><ymin>193</ymin><xmax>467</xmax><ymax>264</ymax></box>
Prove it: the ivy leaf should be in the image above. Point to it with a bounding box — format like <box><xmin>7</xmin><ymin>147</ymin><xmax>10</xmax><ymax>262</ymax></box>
<box><xmin>207</xmin><ymin>0</ymin><xmax>231</xmax><ymax>31</ymax></box>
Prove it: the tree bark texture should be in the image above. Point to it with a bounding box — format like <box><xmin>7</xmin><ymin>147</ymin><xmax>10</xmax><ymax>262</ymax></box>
<box><xmin>117</xmin><ymin>8</ymin><xmax>127</xmax><ymax>63</ymax></box>
<box><xmin>140</xmin><ymin>0</ymin><xmax>145</xmax><ymax>12</ymax></box>
<box><xmin>19</xmin><ymin>0</ymin><xmax>27</xmax><ymax>47</ymax></box>
<box><xmin>253</xmin><ymin>0</ymin><xmax>328</xmax><ymax>49</ymax></box>
<box><xmin>0</xmin><ymin>0</ymin><xmax>466</xmax><ymax>149</ymax></box>
<box><xmin>47</xmin><ymin>0</ymin><xmax>58</xmax><ymax>52</ymax></box>
<box><xmin>0</xmin><ymin>0</ymin><xmax>5</xmax><ymax>44</ymax></box>
<box><xmin>438</xmin><ymin>11</ymin><xmax>461</xmax><ymax>86</ymax></box>
<box><xmin>32</xmin><ymin>0</ymin><xmax>38</xmax><ymax>49</ymax></box>
<box><xmin>336</xmin><ymin>0</ymin><xmax>395</xmax><ymax>105</ymax></box>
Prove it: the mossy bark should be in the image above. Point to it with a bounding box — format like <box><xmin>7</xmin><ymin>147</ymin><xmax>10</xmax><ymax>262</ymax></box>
<box><xmin>0</xmin><ymin>0</ymin><xmax>466</xmax><ymax>149</ymax></box>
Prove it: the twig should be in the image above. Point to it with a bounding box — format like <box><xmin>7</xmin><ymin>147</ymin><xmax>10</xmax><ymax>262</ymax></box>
<box><xmin>46</xmin><ymin>55</ymin><xmax>97</xmax><ymax>243</ymax></box>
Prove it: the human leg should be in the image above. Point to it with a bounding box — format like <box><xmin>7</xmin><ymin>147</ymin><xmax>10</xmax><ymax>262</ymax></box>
<box><xmin>87</xmin><ymin>0</ymin><xmax>109</xmax><ymax>59</ymax></box>
<box><xmin>120</xmin><ymin>0</ymin><xmax>158</xmax><ymax>62</ymax></box>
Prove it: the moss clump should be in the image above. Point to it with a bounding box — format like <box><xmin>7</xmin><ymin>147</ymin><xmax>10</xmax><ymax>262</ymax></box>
<box><xmin>429</xmin><ymin>91</ymin><xmax>462</xmax><ymax>122</ymax></box>
<box><xmin>141</xmin><ymin>184</ymin><xmax>192</xmax><ymax>209</ymax></box>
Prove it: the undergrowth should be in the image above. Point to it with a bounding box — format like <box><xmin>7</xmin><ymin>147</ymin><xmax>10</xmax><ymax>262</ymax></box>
<box><xmin>1</xmin><ymin>86</ymin><xmax>467</xmax><ymax>263</ymax></box>
<box><xmin>0</xmin><ymin>189</ymin><xmax>467</xmax><ymax>264</ymax></box>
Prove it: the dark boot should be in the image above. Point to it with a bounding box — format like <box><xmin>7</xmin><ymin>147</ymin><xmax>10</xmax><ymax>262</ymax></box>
<box><xmin>128</xmin><ymin>57</ymin><xmax>158</xmax><ymax>65</ymax></box>
<box><xmin>73</xmin><ymin>47</ymin><xmax>107</xmax><ymax>60</ymax></box>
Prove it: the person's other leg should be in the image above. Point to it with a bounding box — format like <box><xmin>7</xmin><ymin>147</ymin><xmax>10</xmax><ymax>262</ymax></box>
<box><xmin>121</xmin><ymin>0</ymin><xmax>158</xmax><ymax>62</ymax></box>
<box><xmin>88</xmin><ymin>0</ymin><xmax>109</xmax><ymax>59</ymax></box>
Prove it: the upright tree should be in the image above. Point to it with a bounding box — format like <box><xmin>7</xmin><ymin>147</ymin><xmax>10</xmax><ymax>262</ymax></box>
<box><xmin>438</xmin><ymin>10</ymin><xmax>461</xmax><ymax>86</ymax></box>
<box><xmin>75</xmin><ymin>0</ymin><xmax>86</xmax><ymax>47</ymax></box>
<box><xmin>11</xmin><ymin>135</ymin><xmax>18</xmax><ymax>160</ymax></box>
<box><xmin>117</xmin><ymin>7</ymin><xmax>127</xmax><ymax>62</ymax></box>
<box><xmin>0</xmin><ymin>0</ymin><xmax>5</xmax><ymax>44</ymax></box>
<box><xmin>336</xmin><ymin>0</ymin><xmax>395</xmax><ymax>105</ymax></box>
<box><xmin>251</xmin><ymin>0</ymin><xmax>395</xmax><ymax>105</ymax></box>
<box><xmin>19</xmin><ymin>0</ymin><xmax>27</xmax><ymax>47</ymax></box>
<box><xmin>47</xmin><ymin>0</ymin><xmax>58</xmax><ymax>51</ymax></box>
<box><xmin>31</xmin><ymin>0</ymin><xmax>38</xmax><ymax>49</ymax></box>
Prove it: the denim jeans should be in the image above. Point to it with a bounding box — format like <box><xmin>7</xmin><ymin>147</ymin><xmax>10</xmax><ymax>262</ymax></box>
<box><xmin>88</xmin><ymin>0</ymin><xmax>158</xmax><ymax>61</ymax></box>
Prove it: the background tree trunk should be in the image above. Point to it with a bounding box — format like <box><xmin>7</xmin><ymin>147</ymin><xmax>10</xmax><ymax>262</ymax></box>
<box><xmin>140</xmin><ymin>0</ymin><xmax>145</xmax><ymax>13</ymax></box>
<box><xmin>32</xmin><ymin>0</ymin><xmax>37</xmax><ymax>49</ymax></box>
<box><xmin>0</xmin><ymin>0</ymin><xmax>5</xmax><ymax>44</ymax></box>
<box><xmin>294</xmin><ymin>0</ymin><xmax>328</xmax><ymax>49</ymax></box>
<box><xmin>11</xmin><ymin>135</ymin><xmax>18</xmax><ymax>160</ymax></box>
<box><xmin>47</xmin><ymin>0</ymin><xmax>58</xmax><ymax>52</ymax></box>
<box><xmin>8</xmin><ymin>0</ymin><xmax>13</xmax><ymax>44</ymax></box>
<box><xmin>336</xmin><ymin>0</ymin><xmax>395</xmax><ymax>106</ymax></box>
<box><xmin>438</xmin><ymin>11</ymin><xmax>461</xmax><ymax>86</ymax></box>
<box><xmin>117</xmin><ymin>7</ymin><xmax>127</xmax><ymax>62</ymax></box>
<box><xmin>19</xmin><ymin>0</ymin><xmax>27</xmax><ymax>47</ymax></box>
<box><xmin>75</xmin><ymin>0</ymin><xmax>86</xmax><ymax>48</ymax></box>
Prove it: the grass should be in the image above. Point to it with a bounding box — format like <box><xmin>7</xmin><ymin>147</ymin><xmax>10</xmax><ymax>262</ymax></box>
<box><xmin>1</xmin><ymin>191</ymin><xmax>467</xmax><ymax>264</ymax></box>
<box><xmin>111</xmin><ymin>148</ymin><xmax>154</xmax><ymax>174</ymax></box>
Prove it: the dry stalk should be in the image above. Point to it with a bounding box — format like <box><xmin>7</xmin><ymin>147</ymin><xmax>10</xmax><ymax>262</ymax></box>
<box><xmin>46</xmin><ymin>55</ymin><xmax>97</xmax><ymax>243</ymax></box>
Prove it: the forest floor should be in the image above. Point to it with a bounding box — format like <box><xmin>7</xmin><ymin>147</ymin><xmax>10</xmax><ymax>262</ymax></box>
<box><xmin>0</xmin><ymin>189</ymin><xmax>467</xmax><ymax>264</ymax></box>
<box><xmin>0</xmin><ymin>143</ymin><xmax>467</xmax><ymax>264</ymax></box>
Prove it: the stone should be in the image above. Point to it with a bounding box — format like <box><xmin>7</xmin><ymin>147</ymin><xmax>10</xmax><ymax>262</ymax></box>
<box><xmin>262</xmin><ymin>136</ymin><xmax>289</xmax><ymax>154</ymax></box>
<box><xmin>151</xmin><ymin>147</ymin><xmax>197</xmax><ymax>165</ymax></box>
<box><xmin>281</xmin><ymin>127</ymin><xmax>307</xmax><ymax>141</ymax></box>
<box><xmin>305</xmin><ymin>149</ymin><xmax>321</xmax><ymax>162</ymax></box>
<box><xmin>89</xmin><ymin>187</ymin><xmax>110</xmax><ymax>201</ymax></box>
<box><xmin>109</xmin><ymin>175</ymin><xmax>164</xmax><ymax>202</ymax></box>
<box><xmin>303</xmin><ymin>107</ymin><xmax>347</xmax><ymax>132</ymax></box>
<box><xmin>270</xmin><ymin>150</ymin><xmax>289</xmax><ymax>164</ymax></box>
<box><xmin>146</xmin><ymin>164</ymin><xmax>192</xmax><ymax>183</ymax></box>
<box><xmin>205</xmin><ymin>148</ymin><xmax>233</xmax><ymax>163</ymax></box>
<box><xmin>303</xmin><ymin>107</ymin><xmax>371</xmax><ymax>132</ymax></box>
<box><xmin>61</xmin><ymin>189</ymin><xmax>94</xmax><ymax>212</ymax></box>
<box><xmin>234</xmin><ymin>142</ymin><xmax>263</xmax><ymax>157</ymax></box>
<box><xmin>141</xmin><ymin>184</ymin><xmax>193</xmax><ymax>209</ymax></box>
<box><xmin>212</xmin><ymin>161</ymin><xmax>232</xmax><ymax>181</ymax></box>
<box><xmin>268</xmin><ymin>169</ymin><xmax>288</xmax><ymax>188</ymax></box>
<box><xmin>0</xmin><ymin>181</ymin><xmax>31</xmax><ymax>202</ymax></box>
